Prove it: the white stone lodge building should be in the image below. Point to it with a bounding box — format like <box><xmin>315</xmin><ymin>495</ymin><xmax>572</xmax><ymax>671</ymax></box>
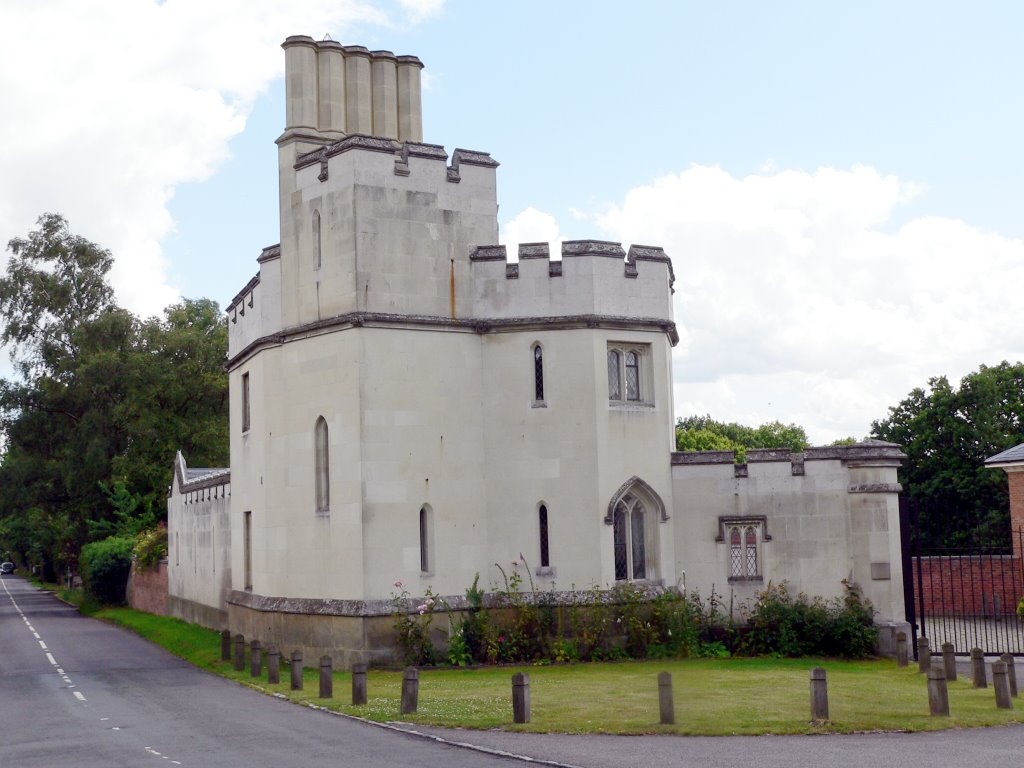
<box><xmin>168</xmin><ymin>35</ymin><xmax>909</xmax><ymax>663</ymax></box>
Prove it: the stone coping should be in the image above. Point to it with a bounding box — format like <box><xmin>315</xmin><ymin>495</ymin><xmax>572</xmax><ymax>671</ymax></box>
<box><xmin>227</xmin><ymin>311</ymin><xmax>679</xmax><ymax>369</ymax></box>
<box><xmin>672</xmin><ymin>441</ymin><xmax>905</xmax><ymax>466</ymax></box>
<box><xmin>228</xmin><ymin>583</ymin><xmax>674</xmax><ymax>618</ymax></box>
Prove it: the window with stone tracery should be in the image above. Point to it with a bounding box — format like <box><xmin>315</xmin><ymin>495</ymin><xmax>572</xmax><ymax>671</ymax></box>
<box><xmin>607</xmin><ymin>344</ymin><xmax>651</xmax><ymax>405</ymax></box>
<box><xmin>726</xmin><ymin>521</ymin><xmax>763</xmax><ymax>581</ymax></box>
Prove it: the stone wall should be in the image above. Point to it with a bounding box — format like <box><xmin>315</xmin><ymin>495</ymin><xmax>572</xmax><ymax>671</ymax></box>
<box><xmin>127</xmin><ymin>560</ymin><xmax>168</xmax><ymax>616</ymax></box>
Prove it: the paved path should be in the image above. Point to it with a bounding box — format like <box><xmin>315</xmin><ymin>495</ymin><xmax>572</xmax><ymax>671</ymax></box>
<box><xmin>4</xmin><ymin>575</ymin><xmax>1024</xmax><ymax>768</ymax></box>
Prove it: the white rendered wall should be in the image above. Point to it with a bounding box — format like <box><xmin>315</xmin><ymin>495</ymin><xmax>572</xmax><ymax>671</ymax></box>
<box><xmin>167</xmin><ymin>476</ymin><xmax>231</xmax><ymax>617</ymax></box>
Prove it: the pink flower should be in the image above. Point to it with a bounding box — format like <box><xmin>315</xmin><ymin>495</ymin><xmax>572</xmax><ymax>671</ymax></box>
<box><xmin>416</xmin><ymin>603</ymin><xmax>428</xmax><ymax>613</ymax></box>
<box><xmin>394</xmin><ymin>580</ymin><xmax>404</xmax><ymax>588</ymax></box>
<box><xmin>425</xmin><ymin>598</ymin><xmax>435</xmax><ymax>606</ymax></box>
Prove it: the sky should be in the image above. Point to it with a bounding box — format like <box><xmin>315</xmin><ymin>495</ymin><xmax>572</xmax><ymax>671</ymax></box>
<box><xmin>1</xmin><ymin>0</ymin><xmax>1023</xmax><ymax>445</ymax></box>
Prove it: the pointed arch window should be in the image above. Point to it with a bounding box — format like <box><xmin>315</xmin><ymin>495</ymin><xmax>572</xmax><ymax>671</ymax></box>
<box><xmin>313</xmin><ymin>210</ymin><xmax>322</xmax><ymax>270</ymax></box>
<box><xmin>538</xmin><ymin>504</ymin><xmax>550</xmax><ymax>568</ymax></box>
<box><xmin>533</xmin><ymin>344</ymin><xmax>545</xmax><ymax>403</ymax></box>
<box><xmin>419</xmin><ymin>504</ymin><xmax>433</xmax><ymax>574</ymax></box>
<box><xmin>718</xmin><ymin>517</ymin><xmax>768</xmax><ymax>581</ymax></box>
<box><xmin>314</xmin><ymin>416</ymin><xmax>330</xmax><ymax>515</ymax></box>
<box><xmin>613</xmin><ymin>494</ymin><xmax>648</xmax><ymax>580</ymax></box>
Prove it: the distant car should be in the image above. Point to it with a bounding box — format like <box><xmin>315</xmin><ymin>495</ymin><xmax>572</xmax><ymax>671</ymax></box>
<box><xmin>0</xmin><ymin>562</ymin><xmax>14</xmax><ymax>575</ymax></box>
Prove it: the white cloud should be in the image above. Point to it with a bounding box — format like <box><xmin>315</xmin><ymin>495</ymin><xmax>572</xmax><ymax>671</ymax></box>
<box><xmin>0</xmin><ymin>0</ymin><xmax>391</xmax><ymax>316</ymax></box>
<box><xmin>500</xmin><ymin>206</ymin><xmax>563</xmax><ymax>261</ymax></box>
<box><xmin>397</xmin><ymin>0</ymin><xmax>445</xmax><ymax>23</ymax></box>
<box><xmin>581</xmin><ymin>164</ymin><xmax>1024</xmax><ymax>443</ymax></box>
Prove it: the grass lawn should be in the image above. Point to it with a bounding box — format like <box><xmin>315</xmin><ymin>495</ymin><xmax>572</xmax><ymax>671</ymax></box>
<box><xmin>93</xmin><ymin>606</ymin><xmax>1024</xmax><ymax>735</ymax></box>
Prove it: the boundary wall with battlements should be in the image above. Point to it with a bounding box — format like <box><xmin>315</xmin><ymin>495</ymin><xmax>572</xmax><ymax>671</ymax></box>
<box><xmin>670</xmin><ymin>441</ymin><xmax>908</xmax><ymax>642</ymax></box>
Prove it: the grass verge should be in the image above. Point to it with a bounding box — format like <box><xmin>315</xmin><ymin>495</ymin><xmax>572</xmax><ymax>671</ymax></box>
<box><xmin>91</xmin><ymin>605</ymin><xmax>1024</xmax><ymax>735</ymax></box>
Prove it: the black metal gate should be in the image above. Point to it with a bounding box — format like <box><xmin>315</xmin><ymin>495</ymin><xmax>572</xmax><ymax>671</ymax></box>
<box><xmin>901</xmin><ymin>498</ymin><xmax>1024</xmax><ymax>657</ymax></box>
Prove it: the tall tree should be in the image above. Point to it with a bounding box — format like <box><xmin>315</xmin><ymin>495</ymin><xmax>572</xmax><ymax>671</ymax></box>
<box><xmin>871</xmin><ymin>362</ymin><xmax>1024</xmax><ymax>550</ymax></box>
<box><xmin>0</xmin><ymin>214</ymin><xmax>228</xmax><ymax>577</ymax></box>
<box><xmin>0</xmin><ymin>213</ymin><xmax>116</xmax><ymax>379</ymax></box>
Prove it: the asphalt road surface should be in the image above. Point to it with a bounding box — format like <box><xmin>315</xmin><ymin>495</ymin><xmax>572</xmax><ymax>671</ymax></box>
<box><xmin>4</xmin><ymin>575</ymin><xmax>1024</xmax><ymax>768</ymax></box>
<box><xmin>0</xmin><ymin>576</ymin><xmax>523</xmax><ymax>768</ymax></box>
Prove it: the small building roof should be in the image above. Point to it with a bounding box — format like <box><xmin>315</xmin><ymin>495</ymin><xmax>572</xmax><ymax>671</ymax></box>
<box><xmin>985</xmin><ymin>443</ymin><xmax>1024</xmax><ymax>467</ymax></box>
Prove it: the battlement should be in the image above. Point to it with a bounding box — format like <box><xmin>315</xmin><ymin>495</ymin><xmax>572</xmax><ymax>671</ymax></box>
<box><xmin>470</xmin><ymin>241</ymin><xmax>676</xmax><ymax>330</ymax></box>
<box><xmin>280</xmin><ymin>36</ymin><xmax>423</xmax><ymax>143</ymax></box>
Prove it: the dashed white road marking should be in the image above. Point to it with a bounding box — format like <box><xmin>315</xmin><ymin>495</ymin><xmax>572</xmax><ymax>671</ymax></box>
<box><xmin>73</xmin><ymin>691</ymin><xmax>86</xmax><ymax>702</ymax></box>
<box><xmin>38</xmin><ymin>640</ymin><xmax>47</xmax><ymax>650</ymax></box>
<box><xmin>45</xmin><ymin>652</ymin><xmax>57</xmax><ymax>665</ymax></box>
<box><xmin>31</xmin><ymin>631</ymin><xmax>39</xmax><ymax>639</ymax></box>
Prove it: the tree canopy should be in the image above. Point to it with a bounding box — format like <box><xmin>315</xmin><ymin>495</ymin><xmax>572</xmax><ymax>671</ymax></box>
<box><xmin>0</xmin><ymin>214</ymin><xmax>228</xmax><ymax>579</ymax></box>
<box><xmin>871</xmin><ymin>362</ymin><xmax>1024</xmax><ymax>550</ymax></box>
<box><xmin>675</xmin><ymin>415</ymin><xmax>810</xmax><ymax>461</ymax></box>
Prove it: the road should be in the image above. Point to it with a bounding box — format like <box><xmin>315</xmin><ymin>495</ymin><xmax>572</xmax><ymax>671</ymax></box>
<box><xmin>4</xmin><ymin>575</ymin><xmax>1024</xmax><ymax>768</ymax></box>
<box><xmin>0</xmin><ymin>576</ymin><xmax>523</xmax><ymax>768</ymax></box>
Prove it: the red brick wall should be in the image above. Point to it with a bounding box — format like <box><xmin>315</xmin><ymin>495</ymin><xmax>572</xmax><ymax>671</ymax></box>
<box><xmin>1009</xmin><ymin>471</ymin><xmax>1024</xmax><ymax>560</ymax></box>
<box><xmin>912</xmin><ymin>555</ymin><xmax>1023</xmax><ymax>616</ymax></box>
<box><xmin>128</xmin><ymin>560</ymin><xmax>168</xmax><ymax>616</ymax></box>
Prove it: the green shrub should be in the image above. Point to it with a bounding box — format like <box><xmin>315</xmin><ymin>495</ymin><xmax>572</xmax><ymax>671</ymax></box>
<box><xmin>80</xmin><ymin>536</ymin><xmax>135</xmax><ymax>604</ymax></box>
<box><xmin>741</xmin><ymin>582</ymin><xmax>877</xmax><ymax>658</ymax></box>
<box><xmin>134</xmin><ymin>524</ymin><xmax>168</xmax><ymax>571</ymax></box>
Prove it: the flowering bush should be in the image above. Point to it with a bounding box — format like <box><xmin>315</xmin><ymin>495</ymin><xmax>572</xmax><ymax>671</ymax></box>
<box><xmin>390</xmin><ymin>581</ymin><xmax>439</xmax><ymax>666</ymax></box>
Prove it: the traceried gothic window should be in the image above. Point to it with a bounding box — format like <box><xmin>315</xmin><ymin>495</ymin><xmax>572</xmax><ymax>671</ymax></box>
<box><xmin>725</xmin><ymin>521</ymin><xmax>764</xmax><ymax>581</ymax></box>
<box><xmin>533</xmin><ymin>343</ymin><xmax>545</xmax><ymax>403</ymax></box>
<box><xmin>607</xmin><ymin>344</ymin><xmax>650</xmax><ymax>404</ymax></box>
<box><xmin>313</xmin><ymin>210</ymin><xmax>322</xmax><ymax>270</ymax></box>
<box><xmin>314</xmin><ymin>416</ymin><xmax>330</xmax><ymax>515</ymax></box>
<box><xmin>613</xmin><ymin>493</ymin><xmax>648</xmax><ymax>580</ymax></box>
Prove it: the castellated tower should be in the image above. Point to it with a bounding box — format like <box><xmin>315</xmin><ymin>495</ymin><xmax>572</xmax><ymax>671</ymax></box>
<box><xmin>223</xmin><ymin>35</ymin><xmax>678</xmax><ymax>663</ymax></box>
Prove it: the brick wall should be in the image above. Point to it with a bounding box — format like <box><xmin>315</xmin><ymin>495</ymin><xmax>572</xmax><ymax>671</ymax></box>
<box><xmin>128</xmin><ymin>560</ymin><xmax>168</xmax><ymax>616</ymax></box>
<box><xmin>911</xmin><ymin>555</ymin><xmax>1023</xmax><ymax>616</ymax></box>
<box><xmin>1010</xmin><ymin>471</ymin><xmax>1024</xmax><ymax>560</ymax></box>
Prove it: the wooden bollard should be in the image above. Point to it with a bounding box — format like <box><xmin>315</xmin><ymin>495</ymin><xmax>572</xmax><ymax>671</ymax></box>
<box><xmin>927</xmin><ymin>667</ymin><xmax>950</xmax><ymax>716</ymax></box>
<box><xmin>895</xmin><ymin>631</ymin><xmax>908</xmax><ymax>667</ymax></box>
<box><xmin>290</xmin><ymin>650</ymin><xmax>304</xmax><ymax>691</ymax></box>
<box><xmin>810</xmin><ymin>667</ymin><xmax>829</xmax><ymax>721</ymax></box>
<box><xmin>658</xmin><ymin>671</ymin><xmax>674</xmax><ymax>725</ymax></box>
<box><xmin>267</xmin><ymin>646</ymin><xmax>280</xmax><ymax>685</ymax></box>
<box><xmin>999</xmin><ymin>653</ymin><xmax>1018</xmax><ymax>697</ymax></box>
<box><xmin>917</xmin><ymin>636</ymin><xmax>930</xmax><ymax>673</ymax></box>
<box><xmin>971</xmin><ymin>648</ymin><xmax>987</xmax><ymax>688</ymax></box>
<box><xmin>400</xmin><ymin>667</ymin><xmax>419</xmax><ymax>714</ymax></box>
<box><xmin>993</xmin><ymin>661</ymin><xmax>1013</xmax><ymax>709</ymax></box>
<box><xmin>220</xmin><ymin>629</ymin><xmax>232</xmax><ymax>661</ymax></box>
<box><xmin>250</xmin><ymin>640</ymin><xmax>262</xmax><ymax>678</ymax></box>
<box><xmin>513</xmin><ymin>672</ymin><xmax>532</xmax><ymax>724</ymax></box>
<box><xmin>942</xmin><ymin>642</ymin><xmax>957</xmax><ymax>682</ymax></box>
<box><xmin>352</xmin><ymin>663</ymin><xmax>368</xmax><ymax>705</ymax></box>
<box><xmin>319</xmin><ymin>656</ymin><xmax>333</xmax><ymax>699</ymax></box>
<box><xmin>234</xmin><ymin>634</ymin><xmax>245</xmax><ymax>672</ymax></box>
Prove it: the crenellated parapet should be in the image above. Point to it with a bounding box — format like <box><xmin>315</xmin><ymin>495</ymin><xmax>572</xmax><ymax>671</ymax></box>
<box><xmin>470</xmin><ymin>240</ymin><xmax>676</xmax><ymax>333</ymax></box>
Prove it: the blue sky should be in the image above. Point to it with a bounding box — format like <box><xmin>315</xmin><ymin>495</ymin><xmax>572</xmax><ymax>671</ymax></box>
<box><xmin>2</xmin><ymin>1</ymin><xmax>1023</xmax><ymax>442</ymax></box>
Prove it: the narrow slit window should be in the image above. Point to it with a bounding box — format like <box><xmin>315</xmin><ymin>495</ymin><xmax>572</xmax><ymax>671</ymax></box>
<box><xmin>539</xmin><ymin>504</ymin><xmax>550</xmax><ymax>567</ymax></box>
<box><xmin>314</xmin><ymin>416</ymin><xmax>330</xmax><ymax>514</ymax></box>
<box><xmin>419</xmin><ymin>505</ymin><xmax>431</xmax><ymax>573</ymax></box>
<box><xmin>533</xmin><ymin>344</ymin><xmax>544</xmax><ymax>402</ymax></box>
<box><xmin>313</xmin><ymin>210</ymin><xmax>322</xmax><ymax>270</ymax></box>
<box><xmin>243</xmin><ymin>510</ymin><xmax>252</xmax><ymax>591</ymax></box>
<box><xmin>241</xmin><ymin>372</ymin><xmax>251</xmax><ymax>433</ymax></box>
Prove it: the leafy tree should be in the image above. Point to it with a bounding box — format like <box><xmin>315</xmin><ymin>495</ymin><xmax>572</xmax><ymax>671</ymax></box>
<box><xmin>675</xmin><ymin>415</ymin><xmax>810</xmax><ymax>461</ymax></box>
<box><xmin>0</xmin><ymin>214</ymin><xmax>228</xmax><ymax>577</ymax></box>
<box><xmin>871</xmin><ymin>362</ymin><xmax>1024</xmax><ymax>550</ymax></box>
<box><xmin>0</xmin><ymin>213</ymin><xmax>115</xmax><ymax>379</ymax></box>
